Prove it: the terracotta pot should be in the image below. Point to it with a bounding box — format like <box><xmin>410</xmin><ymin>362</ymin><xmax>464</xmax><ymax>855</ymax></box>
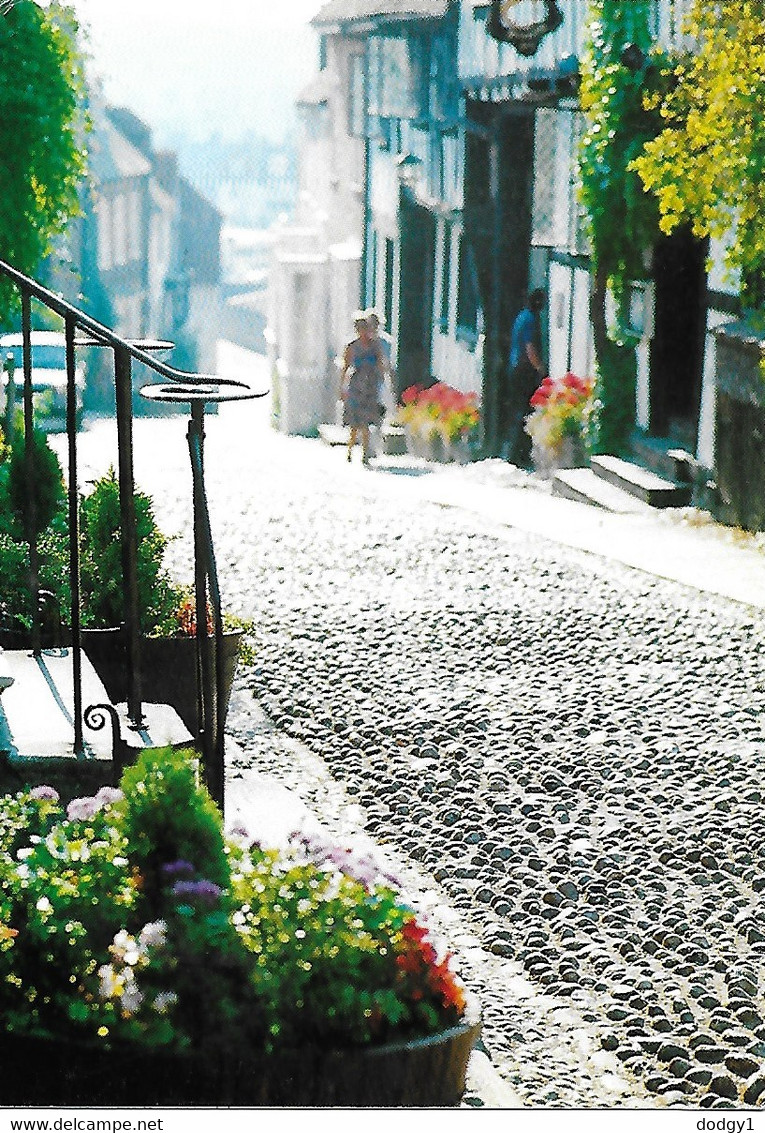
<box><xmin>81</xmin><ymin>628</ymin><xmax>241</xmax><ymax>735</ymax></box>
<box><xmin>0</xmin><ymin>1005</ymin><xmax>481</xmax><ymax>1107</ymax></box>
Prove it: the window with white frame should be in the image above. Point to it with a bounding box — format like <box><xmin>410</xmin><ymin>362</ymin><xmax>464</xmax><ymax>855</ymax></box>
<box><xmin>369</xmin><ymin>36</ymin><xmax>414</xmax><ymax>120</ymax></box>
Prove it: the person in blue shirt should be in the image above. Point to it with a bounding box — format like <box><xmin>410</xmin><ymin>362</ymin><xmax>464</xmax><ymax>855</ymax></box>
<box><xmin>504</xmin><ymin>288</ymin><xmax>547</xmax><ymax>465</ymax></box>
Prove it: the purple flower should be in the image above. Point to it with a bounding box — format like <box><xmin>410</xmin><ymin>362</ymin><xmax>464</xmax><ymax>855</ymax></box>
<box><xmin>30</xmin><ymin>785</ymin><xmax>59</xmax><ymax>803</ymax></box>
<box><xmin>171</xmin><ymin>879</ymin><xmax>223</xmax><ymax>906</ymax></box>
<box><xmin>290</xmin><ymin>831</ymin><xmax>401</xmax><ymax>891</ymax></box>
<box><xmin>161</xmin><ymin>860</ymin><xmax>196</xmax><ymax>879</ymax></box>
<box><xmin>66</xmin><ymin>796</ymin><xmax>100</xmax><ymax>822</ymax></box>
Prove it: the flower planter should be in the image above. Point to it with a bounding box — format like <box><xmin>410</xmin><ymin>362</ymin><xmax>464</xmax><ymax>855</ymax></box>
<box><xmin>405</xmin><ymin>428</ymin><xmax>475</xmax><ymax>464</ymax></box>
<box><xmin>445</xmin><ymin>435</ymin><xmax>474</xmax><ymax>464</ymax></box>
<box><xmin>532</xmin><ymin>436</ymin><xmax>588</xmax><ymax>478</ymax></box>
<box><xmin>1</xmin><ymin>1004</ymin><xmax>480</xmax><ymax>1107</ymax></box>
<box><xmin>404</xmin><ymin>426</ymin><xmax>434</xmax><ymax>460</ymax></box>
<box><xmin>81</xmin><ymin>628</ymin><xmax>242</xmax><ymax>735</ymax></box>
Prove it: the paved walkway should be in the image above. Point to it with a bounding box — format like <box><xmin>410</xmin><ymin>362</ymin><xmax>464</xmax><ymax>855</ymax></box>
<box><xmin>401</xmin><ymin>460</ymin><xmax>765</xmax><ymax>612</ymax></box>
<box><xmin>63</xmin><ymin>343</ymin><xmax>765</xmax><ymax>1111</ymax></box>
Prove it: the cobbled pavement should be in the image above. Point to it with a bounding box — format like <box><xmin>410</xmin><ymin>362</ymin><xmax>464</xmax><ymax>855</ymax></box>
<box><xmin>67</xmin><ymin>361</ymin><xmax>765</xmax><ymax>1111</ymax></box>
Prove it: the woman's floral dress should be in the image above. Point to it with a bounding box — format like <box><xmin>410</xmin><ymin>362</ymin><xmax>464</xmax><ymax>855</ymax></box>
<box><xmin>343</xmin><ymin>338</ymin><xmax>383</xmax><ymax>428</ymax></box>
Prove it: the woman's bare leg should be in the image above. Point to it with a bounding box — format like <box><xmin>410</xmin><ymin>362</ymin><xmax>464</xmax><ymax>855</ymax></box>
<box><xmin>347</xmin><ymin>427</ymin><xmax>358</xmax><ymax>461</ymax></box>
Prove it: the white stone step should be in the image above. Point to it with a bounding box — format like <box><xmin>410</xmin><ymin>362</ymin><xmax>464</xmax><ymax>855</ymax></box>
<box><xmin>0</xmin><ymin>649</ymin><xmax>191</xmax><ymax>763</ymax></box>
<box><xmin>591</xmin><ymin>455</ymin><xmax>691</xmax><ymax>507</ymax></box>
<box><xmin>552</xmin><ymin>468</ymin><xmax>651</xmax><ymax>514</ymax></box>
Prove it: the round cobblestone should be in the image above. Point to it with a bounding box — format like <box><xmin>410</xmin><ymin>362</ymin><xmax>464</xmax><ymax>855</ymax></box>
<box><xmin>66</xmin><ymin>406</ymin><xmax>765</xmax><ymax>1107</ymax></box>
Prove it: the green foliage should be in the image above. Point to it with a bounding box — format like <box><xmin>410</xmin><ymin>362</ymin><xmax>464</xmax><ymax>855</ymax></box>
<box><xmin>0</xmin><ymin>522</ymin><xmax>71</xmax><ymax>633</ymax></box>
<box><xmin>116</xmin><ymin>747</ymin><xmax>230</xmax><ymax>912</ymax></box>
<box><xmin>0</xmin><ymin>428</ymin><xmax>69</xmax><ymax>634</ymax></box>
<box><xmin>633</xmin><ymin>0</ymin><xmax>765</xmax><ymax>308</ymax></box>
<box><xmin>578</xmin><ymin>1</ymin><xmax>668</xmax><ymax>451</ymax></box>
<box><xmin>0</xmin><ymin>750</ymin><xmax>467</xmax><ymax>1058</ymax></box>
<box><xmin>579</xmin><ymin>1</ymin><xmax>663</xmax><ymax>310</ymax></box>
<box><xmin>0</xmin><ymin>2</ymin><xmax>88</xmax><ymax>325</ymax></box>
<box><xmin>589</xmin><ymin>336</ymin><xmax>638</xmax><ymax>456</ymax></box>
<box><xmin>232</xmin><ymin>842</ymin><xmax>465</xmax><ymax>1050</ymax></box>
<box><xmin>0</xmin><ymin>785</ymin><xmax>135</xmax><ymax>1036</ymax></box>
<box><xmin>5</xmin><ymin>425</ymin><xmax>65</xmax><ymax>539</ymax></box>
<box><xmin>79</xmin><ymin>468</ymin><xmax>180</xmax><ymax>632</ymax></box>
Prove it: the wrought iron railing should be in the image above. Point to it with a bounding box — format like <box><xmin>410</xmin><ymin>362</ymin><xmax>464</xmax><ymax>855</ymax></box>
<box><xmin>0</xmin><ymin>257</ymin><xmax>261</xmax><ymax>809</ymax></box>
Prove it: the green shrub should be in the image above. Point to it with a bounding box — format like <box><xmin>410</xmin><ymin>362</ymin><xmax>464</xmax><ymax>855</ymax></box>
<box><xmin>116</xmin><ymin>746</ymin><xmax>229</xmax><ymax>914</ymax></box>
<box><xmin>232</xmin><ymin>839</ymin><xmax>466</xmax><ymax>1050</ymax></box>
<box><xmin>0</xmin><ymin>523</ymin><xmax>71</xmax><ymax>634</ymax></box>
<box><xmin>79</xmin><ymin>468</ymin><xmax>181</xmax><ymax>632</ymax></box>
<box><xmin>5</xmin><ymin>426</ymin><xmax>65</xmax><ymax>540</ymax></box>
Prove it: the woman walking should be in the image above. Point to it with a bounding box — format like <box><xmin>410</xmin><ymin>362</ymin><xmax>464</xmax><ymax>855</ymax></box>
<box><xmin>340</xmin><ymin>313</ymin><xmax>384</xmax><ymax>466</ymax></box>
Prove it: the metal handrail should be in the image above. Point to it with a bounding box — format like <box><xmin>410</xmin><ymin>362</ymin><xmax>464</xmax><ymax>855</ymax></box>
<box><xmin>188</xmin><ymin>408</ymin><xmax>226</xmax><ymax>807</ymax></box>
<box><xmin>0</xmin><ymin>258</ymin><xmax>254</xmax><ymax>796</ymax></box>
<box><xmin>0</xmin><ymin>258</ymin><xmax>244</xmax><ymax>389</ymax></box>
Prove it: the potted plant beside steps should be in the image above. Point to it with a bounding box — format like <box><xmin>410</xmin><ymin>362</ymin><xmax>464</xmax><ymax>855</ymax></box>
<box><xmin>524</xmin><ymin>372</ymin><xmax>594</xmax><ymax>477</ymax></box>
<box><xmin>79</xmin><ymin>468</ymin><xmax>252</xmax><ymax>738</ymax></box>
<box><xmin>0</xmin><ymin>746</ymin><xmax>480</xmax><ymax>1107</ymax></box>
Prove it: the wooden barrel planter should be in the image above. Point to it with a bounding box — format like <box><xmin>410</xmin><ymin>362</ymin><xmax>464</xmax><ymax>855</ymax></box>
<box><xmin>0</xmin><ymin>1004</ymin><xmax>480</xmax><ymax>1107</ymax></box>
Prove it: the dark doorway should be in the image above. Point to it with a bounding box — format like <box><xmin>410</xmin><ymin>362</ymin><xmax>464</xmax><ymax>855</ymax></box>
<box><xmin>463</xmin><ymin>99</ymin><xmax>536</xmax><ymax>453</ymax></box>
<box><xmin>397</xmin><ymin>191</ymin><xmax>436</xmax><ymax>395</ymax></box>
<box><xmin>649</xmin><ymin>225</ymin><xmax>708</xmax><ymax>445</ymax></box>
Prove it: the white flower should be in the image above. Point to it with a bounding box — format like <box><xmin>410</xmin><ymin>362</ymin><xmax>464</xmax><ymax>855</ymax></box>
<box><xmin>35</xmin><ymin>897</ymin><xmax>52</xmax><ymax>914</ymax></box>
<box><xmin>110</xmin><ymin>929</ymin><xmax>140</xmax><ymax>966</ymax></box>
<box><xmin>66</xmin><ymin>796</ymin><xmax>99</xmax><ymax>822</ymax></box>
<box><xmin>153</xmin><ymin>991</ymin><xmax>178</xmax><ymax>1015</ymax></box>
<box><xmin>94</xmin><ymin>786</ymin><xmax>124</xmax><ymax>808</ymax></box>
<box><xmin>98</xmin><ymin>964</ymin><xmax>121</xmax><ymax>1000</ymax></box>
<box><xmin>138</xmin><ymin>920</ymin><xmax>167</xmax><ymax>950</ymax></box>
<box><xmin>119</xmin><ymin>969</ymin><xmax>144</xmax><ymax>1014</ymax></box>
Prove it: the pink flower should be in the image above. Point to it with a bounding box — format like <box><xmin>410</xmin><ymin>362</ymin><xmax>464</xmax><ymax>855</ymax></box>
<box><xmin>95</xmin><ymin>786</ymin><xmax>124</xmax><ymax>808</ymax></box>
<box><xmin>66</xmin><ymin>796</ymin><xmax>100</xmax><ymax>822</ymax></box>
<box><xmin>30</xmin><ymin>785</ymin><xmax>59</xmax><ymax>803</ymax></box>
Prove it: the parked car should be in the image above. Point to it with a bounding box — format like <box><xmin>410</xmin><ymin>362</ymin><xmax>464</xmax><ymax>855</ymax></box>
<box><xmin>0</xmin><ymin>331</ymin><xmax>85</xmax><ymax>432</ymax></box>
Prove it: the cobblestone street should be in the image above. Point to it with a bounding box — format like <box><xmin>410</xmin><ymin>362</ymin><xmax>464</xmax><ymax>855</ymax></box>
<box><xmin>66</xmin><ymin>345</ymin><xmax>765</xmax><ymax>1110</ymax></box>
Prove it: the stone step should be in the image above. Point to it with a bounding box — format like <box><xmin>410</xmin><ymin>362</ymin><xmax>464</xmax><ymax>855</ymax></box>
<box><xmin>317</xmin><ymin>423</ymin><xmax>346</xmax><ymax>447</ymax></box>
<box><xmin>318</xmin><ymin>421</ymin><xmax>406</xmax><ymax>456</ymax></box>
<box><xmin>552</xmin><ymin>468</ymin><xmax>651</xmax><ymax>514</ymax></box>
<box><xmin>591</xmin><ymin>454</ymin><xmax>692</xmax><ymax>507</ymax></box>
<box><xmin>629</xmin><ymin>430</ymin><xmax>697</xmax><ymax>484</ymax></box>
<box><xmin>0</xmin><ymin>648</ymin><xmax>191</xmax><ymax>764</ymax></box>
<box><xmin>381</xmin><ymin>424</ymin><xmax>407</xmax><ymax>455</ymax></box>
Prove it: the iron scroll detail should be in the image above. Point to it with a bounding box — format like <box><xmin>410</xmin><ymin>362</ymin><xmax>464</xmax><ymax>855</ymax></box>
<box><xmin>488</xmin><ymin>1</ymin><xmax>564</xmax><ymax>55</ymax></box>
<box><xmin>84</xmin><ymin>703</ymin><xmax>131</xmax><ymax>774</ymax></box>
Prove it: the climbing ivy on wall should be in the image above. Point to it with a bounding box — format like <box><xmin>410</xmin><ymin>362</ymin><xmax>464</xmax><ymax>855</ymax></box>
<box><xmin>633</xmin><ymin>0</ymin><xmax>765</xmax><ymax>310</ymax></box>
<box><xmin>578</xmin><ymin>0</ymin><xmax>669</xmax><ymax>454</ymax></box>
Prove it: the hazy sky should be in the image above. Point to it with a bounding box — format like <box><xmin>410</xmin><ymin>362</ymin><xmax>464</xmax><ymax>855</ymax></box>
<box><xmin>70</xmin><ymin>0</ymin><xmax>325</xmax><ymax>143</ymax></box>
